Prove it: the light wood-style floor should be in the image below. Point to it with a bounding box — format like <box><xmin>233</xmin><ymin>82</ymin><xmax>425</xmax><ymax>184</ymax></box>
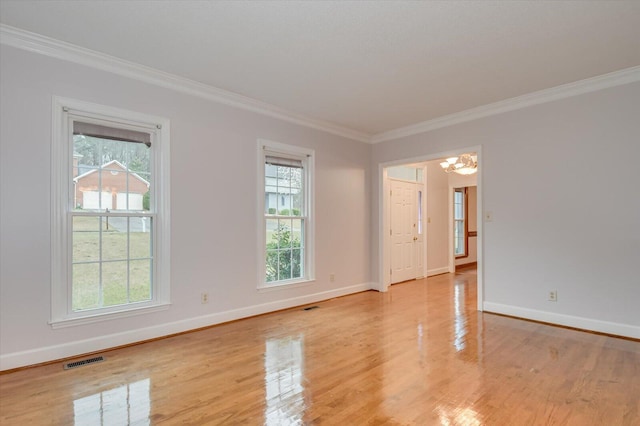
<box><xmin>1</xmin><ymin>269</ymin><xmax>639</xmax><ymax>425</ymax></box>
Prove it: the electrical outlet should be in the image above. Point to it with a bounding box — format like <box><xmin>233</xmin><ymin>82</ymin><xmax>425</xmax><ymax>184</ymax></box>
<box><xmin>548</xmin><ymin>290</ymin><xmax>557</xmax><ymax>302</ymax></box>
<box><xmin>329</xmin><ymin>274</ymin><xmax>335</xmax><ymax>282</ymax></box>
<box><xmin>201</xmin><ymin>292</ymin><xmax>209</xmax><ymax>304</ymax></box>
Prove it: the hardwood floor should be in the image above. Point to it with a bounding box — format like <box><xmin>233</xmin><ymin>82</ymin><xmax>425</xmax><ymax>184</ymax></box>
<box><xmin>1</xmin><ymin>270</ymin><xmax>639</xmax><ymax>425</ymax></box>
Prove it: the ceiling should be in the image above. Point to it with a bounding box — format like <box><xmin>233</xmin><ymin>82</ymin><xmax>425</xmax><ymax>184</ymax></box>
<box><xmin>1</xmin><ymin>1</ymin><xmax>639</xmax><ymax>139</ymax></box>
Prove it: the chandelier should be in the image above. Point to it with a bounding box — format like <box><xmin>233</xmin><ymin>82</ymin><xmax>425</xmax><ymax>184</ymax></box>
<box><xmin>440</xmin><ymin>154</ymin><xmax>477</xmax><ymax>175</ymax></box>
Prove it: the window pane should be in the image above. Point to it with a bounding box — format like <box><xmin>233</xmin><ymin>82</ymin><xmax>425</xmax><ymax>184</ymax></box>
<box><xmin>265</xmin><ymin>163</ymin><xmax>278</xmax><ymax>178</ymax></box>
<box><xmin>278</xmin><ymin>219</ymin><xmax>292</xmax><ymax>249</ymax></box>
<box><xmin>73</xmin><ymin>216</ymin><xmax>100</xmax><ymax>262</ymax></box>
<box><xmin>129</xmin><ymin>259</ymin><xmax>152</xmax><ymax>303</ymax></box>
<box><xmin>265</xmin><ymin>191</ymin><xmax>276</xmax><ymax>214</ymax></box>
<box><xmin>73</xmin><ymin>132</ymin><xmax>151</xmax><ymax>212</ymax></box>
<box><xmin>73</xmin><ymin>136</ymin><xmax>99</xmax><ymax>211</ymax></box>
<box><xmin>266</xmin><ymin>248</ymin><xmax>278</xmax><ymax>282</ymax></box>
<box><xmin>102</xmin><ymin>219</ymin><xmax>128</xmax><ymax>261</ymax></box>
<box><xmin>291</xmin><ymin>192</ymin><xmax>302</xmax><ymax>216</ymax></box>
<box><xmin>277</xmin><ymin>187</ymin><xmax>291</xmax><ymax>215</ymax></box>
<box><xmin>103</xmin><ymin>261</ymin><xmax>128</xmax><ymax>307</ymax></box>
<box><xmin>278</xmin><ymin>249</ymin><xmax>292</xmax><ymax>280</ymax></box>
<box><xmin>266</xmin><ymin>218</ymin><xmax>278</xmax><ymax>245</ymax></box>
<box><xmin>130</xmin><ymin>217</ymin><xmax>152</xmax><ymax>259</ymax></box>
<box><xmin>72</xmin><ymin>263</ymin><xmax>100</xmax><ymax>311</ymax></box>
<box><xmin>454</xmin><ymin>221</ymin><xmax>465</xmax><ymax>255</ymax></box>
<box><xmin>290</xmin><ymin>167</ymin><xmax>302</xmax><ymax>189</ymax></box>
<box><xmin>277</xmin><ymin>165</ymin><xmax>290</xmax><ymax>182</ymax></box>
<box><xmin>291</xmin><ymin>219</ymin><xmax>303</xmax><ymax>249</ymax></box>
<box><xmin>291</xmin><ymin>248</ymin><xmax>302</xmax><ymax>279</ymax></box>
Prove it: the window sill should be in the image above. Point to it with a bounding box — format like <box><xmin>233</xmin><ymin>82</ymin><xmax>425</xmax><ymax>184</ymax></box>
<box><xmin>257</xmin><ymin>278</ymin><xmax>316</xmax><ymax>292</ymax></box>
<box><xmin>49</xmin><ymin>302</ymin><xmax>171</xmax><ymax>329</ymax></box>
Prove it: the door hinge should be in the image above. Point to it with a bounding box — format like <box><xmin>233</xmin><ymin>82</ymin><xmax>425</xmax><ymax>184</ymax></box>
<box><xmin>390</xmin><ymin>190</ymin><xmax>392</xmax><ymax>196</ymax></box>
<box><xmin>390</xmin><ymin>268</ymin><xmax>392</xmax><ymax>275</ymax></box>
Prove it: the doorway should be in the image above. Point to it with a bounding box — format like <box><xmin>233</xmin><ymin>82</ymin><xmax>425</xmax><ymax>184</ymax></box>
<box><xmin>453</xmin><ymin>186</ymin><xmax>478</xmax><ymax>271</ymax></box>
<box><xmin>378</xmin><ymin>146</ymin><xmax>483</xmax><ymax>310</ymax></box>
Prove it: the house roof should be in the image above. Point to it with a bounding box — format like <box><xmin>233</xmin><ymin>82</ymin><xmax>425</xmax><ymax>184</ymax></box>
<box><xmin>73</xmin><ymin>160</ymin><xmax>150</xmax><ymax>187</ymax></box>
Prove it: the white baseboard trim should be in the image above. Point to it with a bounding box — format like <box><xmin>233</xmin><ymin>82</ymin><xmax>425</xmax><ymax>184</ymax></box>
<box><xmin>0</xmin><ymin>282</ymin><xmax>373</xmax><ymax>371</ymax></box>
<box><xmin>483</xmin><ymin>302</ymin><xmax>640</xmax><ymax>339</ymax></box>
<box><xmin>427</xmin><ymin>267</ymin><xmax>450</xmax><ymax>277</ymax></box>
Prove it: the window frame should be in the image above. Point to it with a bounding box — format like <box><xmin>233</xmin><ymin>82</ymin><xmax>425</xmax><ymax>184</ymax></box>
<box><xmin>258</xmin><ymin>139</ymin><xmax>315</xmax><ymax>290</ymax></box>
<box><xmin>51</xmin><ymin>97</ymin><xmax>171</xmax><ymax>328</ymax></box>
<box><xmin>454</xmin><ymin>187</ymin><xmax>469</xmax><ymax>259</ymax></box>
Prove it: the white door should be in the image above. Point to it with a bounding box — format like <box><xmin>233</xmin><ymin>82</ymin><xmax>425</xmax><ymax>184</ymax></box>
<box><xmin>116</xmin><ymin>192</ymin><xmax>143</xmax><ymax>210</ymax></box>
<box><xmin>390</xmin><ymin>180</ymin><xmax>418</xmax><ymax>284</ymax></box>
<box><xmin>83</xmin><ymin>191</ymin><xmax>112</xmax><ymax>210</ymax></box>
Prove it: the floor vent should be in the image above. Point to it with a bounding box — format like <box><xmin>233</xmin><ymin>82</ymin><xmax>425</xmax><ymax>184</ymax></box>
<box><xmin>303</xmin><ymin>305</ymin><xmax>319</xmax><ymax>311</ymax></box>
<box><xmin>64</xmin><ymin>356</ymin><xmax>105</xmax><ymax>370</ymax></box>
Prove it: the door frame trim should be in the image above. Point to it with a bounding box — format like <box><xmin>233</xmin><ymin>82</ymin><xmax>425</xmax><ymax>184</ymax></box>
<box><xmin>377</xmin><ymin>145</ymin><xmax>484</xmax><ymax>311</ymax></box>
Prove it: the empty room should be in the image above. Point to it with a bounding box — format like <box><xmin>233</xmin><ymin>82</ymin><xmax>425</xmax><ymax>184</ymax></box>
<box><xmin>0</xmin><ymin>1</ymin><xmax>639</xmax><ymax>424</ymax></box>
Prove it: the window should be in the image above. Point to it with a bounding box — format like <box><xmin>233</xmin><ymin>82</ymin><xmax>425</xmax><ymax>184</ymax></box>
<box><xmin>418</xmin><ymin>190</ymin><xmax>423</xmax><ymax>235</ymax></box>
<box><xmin>454</xmin><ymin>187</ymin><xmax>468</xmax><ymax>258</ymax></box>
<box><xmin>51</xmin><ymin>97</ymin><xmax>170</xmax><ymax>327</ymax></box>
<box><xmin>259</xmin><ymin>140</ymin><xmax>314</xmax><ymax>288</ymax></box>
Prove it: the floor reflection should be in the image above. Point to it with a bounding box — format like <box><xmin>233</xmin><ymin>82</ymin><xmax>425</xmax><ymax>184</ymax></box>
<box><xmin>453</xmin><ymin>283</ymin><xmax>467</xmax><ymax>352</ymax></box>
<box><xmin>264</xmin><ymin>335</ymin><xmax>306</xmax><ymax>425</ymax></box>
<box><xmin>73</xmin><ymin>378</ymin><xmax>150</xmax><ymax>425</ymax></box>
<box><xmin>436</xmin><ymin>405</ymin><xmax>482</xmax><ymax>426</ymax></box>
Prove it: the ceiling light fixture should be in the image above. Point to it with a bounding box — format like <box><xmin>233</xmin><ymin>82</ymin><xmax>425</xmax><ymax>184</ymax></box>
<box><xmin>439</xmin><ymin>154</ymin><xmax>477</xmax><ymax>175</ymax></box>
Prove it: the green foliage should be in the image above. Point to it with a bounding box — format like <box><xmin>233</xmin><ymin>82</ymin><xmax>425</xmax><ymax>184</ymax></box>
<box><xmin>266</xmin><ymin>223</ymin><xmax>302</xmax><ymax>282</ymax></box>
<box><xmin>292</xmin><ymin>208</ymin><xmax>300</xmax><ymax>216</ymax></box>
<box><xmin>143</xmin><ymin>191</ymin><xmax>150</xmax><ymax>210</ymax></box>
<box><xmin>268</xmin><ymin>208</ymin><xmax>276</xmax><ymax>214</ymax></box>
<box><xmin>278</xmin><ymin>208</ymin><xmax>290</xmax><ymax>216</ymax></box>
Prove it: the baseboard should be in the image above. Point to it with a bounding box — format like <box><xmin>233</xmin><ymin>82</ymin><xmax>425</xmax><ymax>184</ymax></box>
<box><xmin>0</xmin><ymin>282</ymin><xmax>373</xmax><ymax>371</ymax></box>
<box><xmin>455</xmin><ymin>261</ymin><xmax>477</xmax><ymax>270</ymax></box>
<box><xmin>427</xmin><ymin>267</ymin><xmax>450</xmax><ymax>277</ymax></box>
<box><xmin>483</xmin><ymin>302</ymin><xmax>640</xmax><ymax>339</ymax></box>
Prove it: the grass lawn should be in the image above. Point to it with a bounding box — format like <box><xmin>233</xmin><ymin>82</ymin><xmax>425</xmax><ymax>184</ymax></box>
<box><xmin>72</xmin><ymin>216</ymin><xmax>152</xmax><ymax>311</ymax></box>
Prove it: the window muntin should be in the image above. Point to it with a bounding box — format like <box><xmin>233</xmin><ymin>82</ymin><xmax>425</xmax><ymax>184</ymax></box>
<box><xmin>52</xmin><ymin>98</ymin><xmax>170</xmax><ymax>326</ymax></box>
<box><xmin>260</xmin><ymin>141</ymin><xmax>314</xmax><ymax>287</ymax></box>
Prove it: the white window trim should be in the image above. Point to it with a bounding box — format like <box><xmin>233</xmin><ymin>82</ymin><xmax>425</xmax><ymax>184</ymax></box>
<box><xmin>50</xmin><ymin>96</ymin><xmax>171</xmax><ymax>328</ymax></box>
<box><xmin>257</xmin><ymin>139</ymin><xmax>315</xmax><ymax>290</ymax></box>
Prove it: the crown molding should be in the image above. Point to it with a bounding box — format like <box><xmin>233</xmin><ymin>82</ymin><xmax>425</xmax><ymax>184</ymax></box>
<box><xmin>0</xmin><ymin>24</ymin><xmax>372</xmax><ymax>143</ymax></box>
<box><xmin>371</xmin><ymin>65</ymin><xmax>640</xmax><ymax>144</ymax></box>
<box><xmin>3</xmin><ymin>24</ymin><xmax>638</xmax><ymax>145</ymax></box>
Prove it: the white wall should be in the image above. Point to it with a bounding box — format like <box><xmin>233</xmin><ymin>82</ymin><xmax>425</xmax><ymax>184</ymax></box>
<box><xmin>0</xmin><ymin>45</ymin><xmax>372</xmax><ymax>369</ymax></box>
<box><xmin>372</xmin><ymin>81</ymin><xmax>640</xmax><ymax>338</ymax></box>
<box><xmin>448</xmin><ymin>171</ymin><xmax>477</xmax><ymax>189</ymax></box>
